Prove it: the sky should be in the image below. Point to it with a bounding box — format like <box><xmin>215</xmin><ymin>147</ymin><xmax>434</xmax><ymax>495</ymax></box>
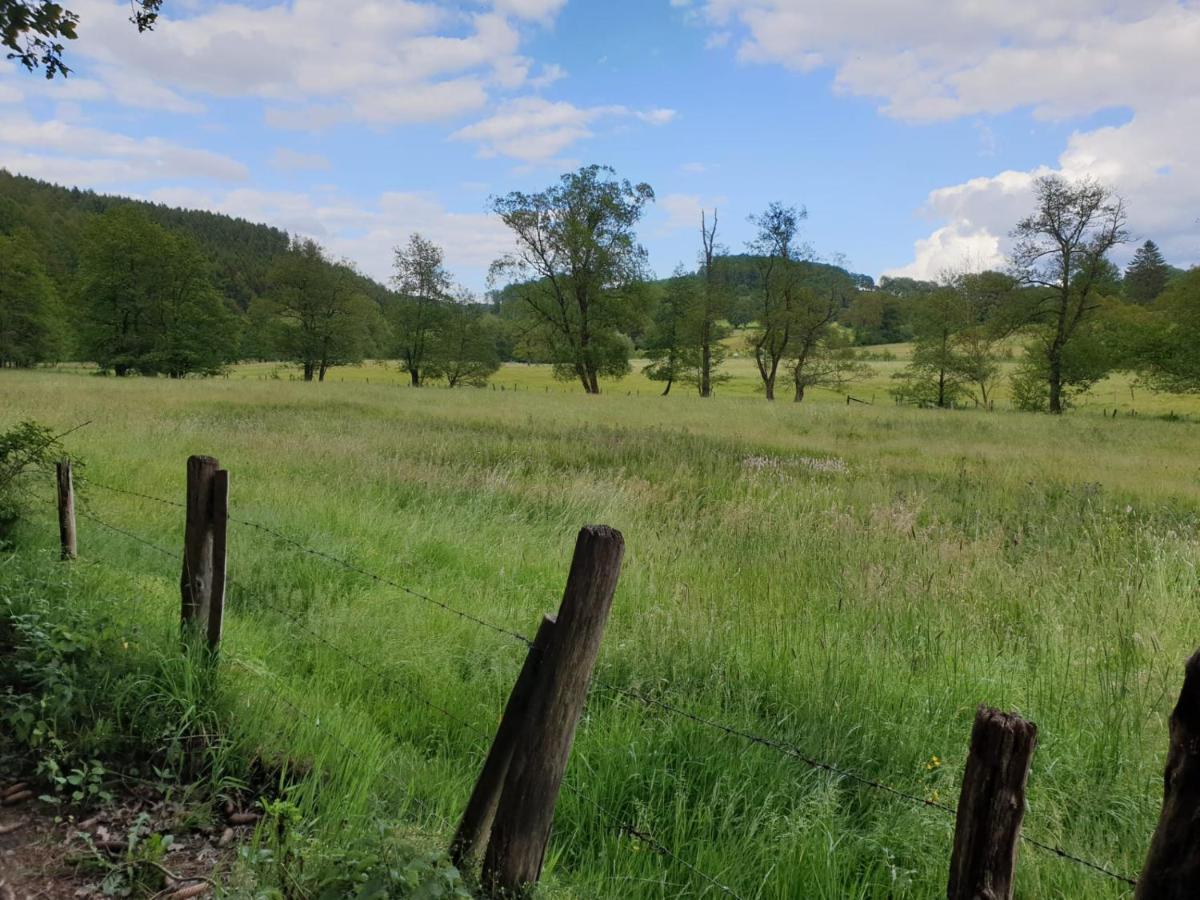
<box><xmin>0</xmin><ymin>0</ymin><xmax>1197</xmax><ymax>293</ymax></box>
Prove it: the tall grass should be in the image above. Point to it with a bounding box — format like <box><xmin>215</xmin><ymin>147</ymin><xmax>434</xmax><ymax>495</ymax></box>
<box><xmin>3</xmin><ymin>366</ymin><xmax>1197</xmax><ymax>897</ymax></box>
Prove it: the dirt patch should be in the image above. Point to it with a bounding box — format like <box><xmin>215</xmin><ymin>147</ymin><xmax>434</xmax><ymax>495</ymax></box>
<box><xmin>1</xmin><ymin>780</ymin><xmax>256</xmax><ymax>899</ymax></box>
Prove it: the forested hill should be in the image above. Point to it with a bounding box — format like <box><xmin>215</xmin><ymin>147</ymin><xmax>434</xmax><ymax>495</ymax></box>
<box><xmin>0</xmin><ymin>170</ymin><xmax>371</xmax><ymax>308</ymax></box>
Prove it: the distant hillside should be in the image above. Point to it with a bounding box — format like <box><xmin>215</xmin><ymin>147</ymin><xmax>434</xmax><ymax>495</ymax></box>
<box><xmin>0</xmin><ymin>170</ymin><xmax>388</xmax><ymax>308</ymax></box>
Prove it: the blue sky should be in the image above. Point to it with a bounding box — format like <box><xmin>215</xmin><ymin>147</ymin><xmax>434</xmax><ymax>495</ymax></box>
<box><xmin>1</xmin><ymin>0</ymin><xmax>1196</xmax><ymax>293</ymax></box>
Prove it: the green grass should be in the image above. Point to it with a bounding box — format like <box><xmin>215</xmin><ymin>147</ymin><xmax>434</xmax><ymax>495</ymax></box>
<box><xmin>3</xmin><ymin>363</ymin><xmax>1200</xmax><ymax>897</ymax></box>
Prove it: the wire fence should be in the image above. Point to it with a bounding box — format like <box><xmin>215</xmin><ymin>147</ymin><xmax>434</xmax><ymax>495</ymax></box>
<box><xmin>15</xmin><ymin>470</ymin><xmax>1142</xmax><ymax>894</ymax></box>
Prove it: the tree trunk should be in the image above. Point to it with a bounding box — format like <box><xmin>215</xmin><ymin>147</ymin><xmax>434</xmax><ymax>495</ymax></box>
<box><xmin>303</xmin><ymin>362</ymin><xmax>314</xmax><ymax>382</ymax></box>
<box><xmin>937</xmin><ymin>368</ymin><xmax>947</xmax><ymax>408</ymax></box>
<box><xmin>700</xmin><ymin>336</ymin><xmax>712</xmax><ymax>398</ymax></box>
<box><xmin>764</xmin><ymin>375</ymin><xmax>775</xmax><ymax>401</ymax></box>
<box><xmin>318</xmin><ymin>363</ymin><xmax>327</xmax><ymax>382</ymax></box>
<box><xmin>661</xmin><ymin>377</ymin><xmax>672</xmax><ymax>397</ymax></box>
<box><xmin>794</xmin><ymin>381</ymin><xmax>805</xmax><ymax>402</ymax></box>
<box><xmin>410</xmin><ymin>367</ymin><xmax>421</xmax><ymax>387</ymax></box>
<box><xmin>586</xmin><ymin>367</ymin><xmax>600</xmax><ymax>395</ymax></box>
<box><xmin>1047</xmin><ymin>344</ymin><xmax>1064</xmax><ymax>414</ymax></box>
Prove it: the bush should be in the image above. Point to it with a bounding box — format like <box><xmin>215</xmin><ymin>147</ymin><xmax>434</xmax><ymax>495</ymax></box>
<box><xmin>0</xmin><ymin>421</ymin><xmax>63</xmax><ymax>543</ymax></box>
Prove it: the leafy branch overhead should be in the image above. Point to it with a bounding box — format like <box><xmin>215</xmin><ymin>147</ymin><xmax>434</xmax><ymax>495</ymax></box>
<box><xmin>1</xmin><ymin>0</ymin><xmax>163</xmax><ymax>77</ymax></box>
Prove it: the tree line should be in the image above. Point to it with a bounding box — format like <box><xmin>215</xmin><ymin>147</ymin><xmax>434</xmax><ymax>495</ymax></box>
<box><xmin>1</xmin><ymin>166</ymin><xmax>1196</xmax><ymax>411</ymax></box>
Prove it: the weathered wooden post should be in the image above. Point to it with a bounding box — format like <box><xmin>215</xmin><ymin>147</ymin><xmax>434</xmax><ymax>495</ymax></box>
<box><xmin>451</xmin><ymin>615</ymin><xmax>558</xmax><ymax>870</ymax></box>
<box><xmin>180</xmin><ymin>455</ymin><xmax>229</xmax><ymax>653</ymax></box>
<box><xmin>55</xmin><ymin>460</ymin><xmax>76</xmax><ymax>560</ymax></box>
<box><xmin>947</xmin><ymin>706</ymin><xmax>1038</xmax><ymax>900</ymax></box>
<box><xmin>1136</xmin><ymin>648</ymin><xmax>1200</xmax><ymax>899</ymax></box>
<box><xmin>482</xmin><ymin>525</ymin><xmax>624</xmax><ymax>897</ymax></box>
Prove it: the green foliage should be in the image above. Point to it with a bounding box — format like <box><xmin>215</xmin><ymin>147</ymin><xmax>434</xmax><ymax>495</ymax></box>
<box><xmin>491</xmin><ymin>164</ymin><xmax>654</xmax><ymax>393</ymax></box>
<box><xmin>0</xmin><ymin>419</ymin><xmax>60</xmax><ymax>541</ymax></box>
<box><xmin>1010</xmin><ymin>325</ymin><xmax>1116</xmax><ymax>411</ymax></box>
<box><xmin>1</xmin><ymin>1</ymin><xmax>162</xmax><ymax>77</ymax></box>
<box><xmin>432</xmin><ymin>304</ymin><xmax>501</xmax><ymax>388</ymax></box>
<box><xmin>1124</xmin><ymin>240</ymin><xmax>1170</xmax><ymax>304</ymax></box>
<box><xmin>1135</xmin><ymin>267</ymin><xmax>1200</xmax><ymax>393</ymax></box>
<box><xmin>1010</xmin><ymin>175</ymin><xmax>1128</xmax><ymax>413</ymax></box>
<box><xmin>390</xmin><ymin>234</ymin><xmax>453</xmax><ymax>386</ymax></box>
<box><xmin>0</xmin><ymin>228</ymin><xmax>66</xmax><ymax>366</ymax></box>
<box><xmin>261</xmin><ymin>238</ymin><xmax>387</xmax><ymax>381</ymax></box>
<box><xmin>77</xmin><ymin>207</ymin><xmax>240</xmax><ymax>377</ymax></box>
<box><xmin>0</xmin><ymin>171</ymin><xmax>291</xmax><ymax>309</ymax></box>
<box><xmin>641</xmin><ymin>269</ymin><xmax>697</xmax><ymax>394</ymax></box>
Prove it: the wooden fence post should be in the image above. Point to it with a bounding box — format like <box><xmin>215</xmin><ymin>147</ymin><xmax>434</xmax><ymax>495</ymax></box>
<box><xmin>180</xmin><ymin>455</ymin><xmax>228</xmax><ymax>652</ymax></box>
<box><xmin>55</xmin><ymin>460</ymin><xmax>76</xmax><ymax>560</ymax></box>
<box><xmin>451</xmin><ymin>614</ymin><xmax>557</xmax><ymax>870</ymax></box>
<box><xmin>482</xmin><ymin>525</ymin><xmax>624</xmax><ymax>897</ymax></box>
<box><xmin>947</xmin><ymin>706</ymin><xmax>1038</xmax><ymax>900</ymax></box>
<box><xmin>1136</xmin><ymin>648</ymin><xmax>1200</xmax><ymax>899</ymax></box>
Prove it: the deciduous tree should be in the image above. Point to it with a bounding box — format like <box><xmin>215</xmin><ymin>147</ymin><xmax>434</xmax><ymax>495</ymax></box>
<box><xmin>747</xmin><ymin>202</ymin><xmax>808</xmax><ymax>400</ymax></box>
<box><xmin>0</xmin><ymin>229</ymin><xmax>64</xmax><ymax>367</ymax></box>
<box><xmin>263</xmin><ymin>238</ymin><xmax>381</xmax><ymax>382</ymax></box>
<box><xmin>391</xmin><ymin>233</ymin><xmax>451</xmax><ymax>386</ymax></box>
<box><xmin>1010</xmin><ymin>175</ymin><xmax>1127</xmax><ymax>413</ymax></box>
<box><xmin>490</xmin><ymin>165</ymin><xmax>654</xmax><ymax>394</ymax></box>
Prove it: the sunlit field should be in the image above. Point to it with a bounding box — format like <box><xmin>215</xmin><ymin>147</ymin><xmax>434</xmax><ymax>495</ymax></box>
<box><xmin>4</xmin><ymin>363</ymin><xmax>1200</xmax><ymax>897</ymax></box>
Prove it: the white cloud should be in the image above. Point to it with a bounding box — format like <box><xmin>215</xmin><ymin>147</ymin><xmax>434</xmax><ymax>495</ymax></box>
<box><xmin>680</xmin><ymin>161</ymin><xmax>709</xmax><ymax>174</ymax></box>
<box><xmin>61</xmin><ymin>0</ymin><xmax>564</xmax><ymax>128</ymax></box>
<box><xmin>0</xmin><ymin>115</ymin><xmax>249</xmax><ymax>183</ymax></box>
<box><xmin>270</xmin><ymin>148</ymin><xmax>331</xmax><ymax>172</ymax></box>
<box><xmin>452</xmin><ymin>96</ymin><xmax>677</xmax><ymax>162</ymax></box>
<box><xmin>656</xmin><ymin>192</ymin><xmax>725</xmax><ymax>237</ymax></box>
<box><xmin>0</xmin><ymin>83</ymin><xmax>21</xmax><ymax>104</ymax></box>
<box><xmin>698</xmin><ymin>1</ymin><xmax>1200</xmax><ymax>274</ymax></box>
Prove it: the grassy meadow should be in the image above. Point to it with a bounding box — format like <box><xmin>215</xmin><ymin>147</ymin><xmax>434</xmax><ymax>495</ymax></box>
<box><xmin>3</xmin><ymin>360</ymin><xmax>1200</xmax><ymax>897</ymax></box>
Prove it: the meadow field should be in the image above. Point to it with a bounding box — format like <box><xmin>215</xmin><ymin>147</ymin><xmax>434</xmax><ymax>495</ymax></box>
<box><xmin>3</xmin><ymin>362</ymin><xmax>1200</xmax><ymax>898</ymax></box>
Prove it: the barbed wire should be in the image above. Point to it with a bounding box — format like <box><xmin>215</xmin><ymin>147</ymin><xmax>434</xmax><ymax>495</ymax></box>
<box><xmin>78</xmin><ymin>476</ymin><xmax>534</xmax><ymax>647</ymax></box>
<box><xmin>46</xmin><ymin>477</ymin><xmax>1140</xmax><ymax>890</ymax></box>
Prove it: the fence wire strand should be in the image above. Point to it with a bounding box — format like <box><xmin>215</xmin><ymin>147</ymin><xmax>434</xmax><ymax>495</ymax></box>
<box><xmin>48</xmin><ymin>475</ymin><xmax>1140</xmax><ymax>891</ymax></box>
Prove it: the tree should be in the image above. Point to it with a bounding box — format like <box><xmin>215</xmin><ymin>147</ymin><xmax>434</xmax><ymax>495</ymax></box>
<box><xmin>696</xmin><ymin>209</ymin><xmax>730</xmax><ymax>397</ymax></box>
<box><xmin>77</xmin><ymin>207</ymin><xmax>237</xmax><ymax>377</ymax></box>
<box><xmin>790</xmin><ymin>329</ymin><xmax>869</xmax><ymax>401</ymax></box>
<box><xmin>1133</xmin><ymin>267</ymin><xmax>1200</xmax><ymax>393</ymax></box>
<box><xmin>391</xmin><ymin>233</ymin><xmax>451</xmax><ymax>386</ymax></box>
<box><xmin>783</xmin><ymin>277</ymin><xmax>843</xmax><ymax>402</ymax></box>
<box><xmin>0</xmin><ymin>229</ymin><xmax>64</xmax><ymax>366</ymax></box>
<box><xmin>890</xmin><ymin>287</ymin><xmax>973</xmax><ymax>408</ymax></box>
<box><xmin>263</xmin><ymin>238</ymin><xmax>381</xmax><ymax>382</ymax></box>
<box><xmin>954</xmin><ymin>271</ymin><xmax>1020</xmax><ymax>406</ymax></box>
<box><xmin>642</xmin><ymin>268</ymin><xmax>696</xmax><ymax>396</ymax></box>
<box><xmin>2</xmin><ymin>0</ymin><xmax>162</xmax><ymax>78</ymax></box>
<box><xmin>1124</xmin><ymin>240</ymin><xmax>1170</xmax><ymax>305</ymax></box>
<box><xmin>433</xmin><ymin>297</ymin><xmax>501</xmax><ymax>388</ymax></box>
<box><xmin>747</xmin><ymin>202</ymin><xmax>808</xmax><ymax>400</ymax></box>
<box><xmin>490</xmin><ymin>165</ymin><xmax>654</xmax><ymax>394</ymax></box>
<box><xmin>1010</xmin><ymin>175</ymin><xmax>1128</xmax><ymax>413</ymax></box>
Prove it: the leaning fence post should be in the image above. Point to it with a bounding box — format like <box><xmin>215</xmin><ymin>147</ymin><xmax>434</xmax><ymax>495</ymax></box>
<box><xmin>207</xmin><ymin>469</ymin><xmax>229</xmax><ymax>653</ymax></box>
<box><xmin>1136</xmin><ymin>648</ymin><xmax>1200</xmax><ymax>899</ymax></box>
<box><xmin>482</xmin><ymin>525</ymin><xmax>624</xmax><ymax>897</ymax></box>
<box><xmin>180</xmin><ymin>455</ymin><xmax>228</xmax><ymax>652</ymax></box>
<box><xmin>451</xmin><ymin>614</ymin><xmax>558</xmax><ymax>870</ymax></box>
<box><xmin>947</xmin><ymin>706</ymin><xmax>1038</xmax><ymax>900</ymax></box>
<box><xmin>55</xmin><ymin>460</ymin><xmax>76</xmax><ymax>560</ymax></box>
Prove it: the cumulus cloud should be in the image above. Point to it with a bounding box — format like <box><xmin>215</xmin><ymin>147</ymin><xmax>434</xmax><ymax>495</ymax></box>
<box><xmin>61</xmin><ymin>0</ymin><xmax>563</xmax><ymax>127</ymax></box>
<box><xmin>270</xmin><ymin>148</ymin><xmax>331</xmax><ymax>172</ymax></box>
<box><xmin>656</xmin><ymin>192</ymin><xmax>725</xmax><ymax>238</ymax></box>
<box><xmin>698</xmin><ymin>0</ymin><xmax>1200</xmax><ymax>274</ymax></box>
<box><xmin>452</xmin><ymin>96</ymin><xmax>677</xmax><ymax>162</ymax></box>
<box><xmin>0</xmin><ymin>115</ymin><xmax>249</xmax><ymax>183</ymax></box>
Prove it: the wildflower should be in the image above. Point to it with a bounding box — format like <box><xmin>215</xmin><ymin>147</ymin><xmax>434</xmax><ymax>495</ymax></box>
<box><xmin>925</xmin><ymin>755</ymin><xmax>941</xmax><ymax>771</ymax></box>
